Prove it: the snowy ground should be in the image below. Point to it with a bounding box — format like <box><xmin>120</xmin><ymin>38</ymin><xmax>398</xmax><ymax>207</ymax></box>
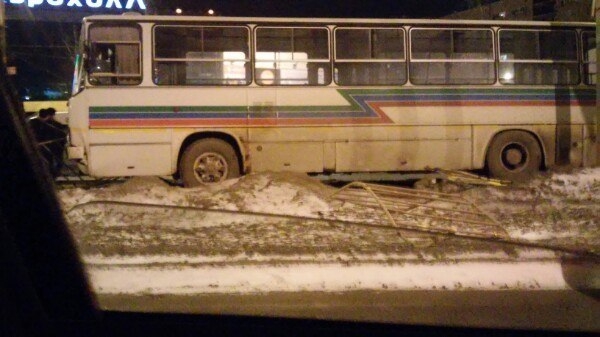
<box><xmin>58</xmin><ymin>168</ymin><xmax>600</xmax><ymax>295</ymax></box>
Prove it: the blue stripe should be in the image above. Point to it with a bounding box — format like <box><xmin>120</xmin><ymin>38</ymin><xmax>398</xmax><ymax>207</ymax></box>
<box><xmin>90</xmin><ymin>110</ymin><xmax>375</xmax><ymax>120</ymax></box>
<box><xmin>89</xmin><ymin>89</ymin><xmax>596</xmax><ymax>121</ymax></box>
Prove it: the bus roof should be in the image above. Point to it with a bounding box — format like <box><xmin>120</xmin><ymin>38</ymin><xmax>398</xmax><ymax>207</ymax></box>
<box><xmin>82</xmin><ymin>14</ymin><xmax>595</xmax><ymax>28</ymax></box>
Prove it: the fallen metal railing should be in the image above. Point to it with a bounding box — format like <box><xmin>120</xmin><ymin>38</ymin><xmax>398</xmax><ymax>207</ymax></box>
<box><xmin>66</xmin><ymin>199</ymin><xmax>599</xmax><ymax>258</ymax></box>
<box><xmin>329</xmin><ymin>182</ymin><xmax>510</xmax><ymax>245</ymax></box>
<box><xmin>437</xmin><ymin>169</ymin><xmax>511</xmax><ymax>187</ymax></box>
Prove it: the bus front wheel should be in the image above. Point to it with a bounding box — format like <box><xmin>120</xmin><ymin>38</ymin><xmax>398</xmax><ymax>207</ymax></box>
<box><xmin>486</xmin><ymin>131</ymin><xmax>542</xmax><ymax>182</ymax></box>
<box><xmin>180</xmin><ymin>138</ymin><xmax>240</xmax><ymax>187</ymax></box>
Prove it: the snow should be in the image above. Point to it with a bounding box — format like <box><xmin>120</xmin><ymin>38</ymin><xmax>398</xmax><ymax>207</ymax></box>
<box><xmin>508</xmin><ymin>228</ymin><xmax>582</xmax><ymax>241</ymax></box>
<box><xmin>88</xmin><ymin>261</ymin><xmax>566</xmax><ymax>294</ymax></box>
<box><xmin>549</xmin><ymin>168</ymin><xmax>600</xmax><ymax>197</ymax></box>
<box><xmin>82</xmin><ymin>250</ymin><xmax>558</xmax><ymax>266</ymax></box>
<box><xmin>210</xmin><ymin>174</ymin><xmax>334</xmax><ymax>217</ymax></box>
<box><xmin>58</xmin><ymin>169</ymin><xmax>600</xmax><ymax>295</ymax></box>
<box><xmin>60</xmin><ymin>177</ymin><xmax>207</xmax><ymax>210</ymax></box>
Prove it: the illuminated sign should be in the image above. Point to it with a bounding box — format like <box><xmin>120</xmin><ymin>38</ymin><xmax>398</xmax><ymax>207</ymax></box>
<box><xmin>8</xmin><ymin>0</ymin><xmax>146</xmax><ymax>10</ymax></box>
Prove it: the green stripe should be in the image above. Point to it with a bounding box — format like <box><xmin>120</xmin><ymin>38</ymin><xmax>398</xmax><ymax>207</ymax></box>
<box><xmin>89</xmin><ymin>87</ymin><xmax>596</xmax><ymax>113</ymax></box>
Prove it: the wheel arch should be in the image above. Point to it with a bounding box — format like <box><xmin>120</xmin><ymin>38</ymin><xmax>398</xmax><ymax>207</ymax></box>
<box><xmin>483</xmin><ymin>128</ymin><xmax>548</xmax><ymax>171</ymax></box>
<box><xmin>176</xmin><ymin>131</ymin><xmax>245</xmax><ymax>176</ymax></box>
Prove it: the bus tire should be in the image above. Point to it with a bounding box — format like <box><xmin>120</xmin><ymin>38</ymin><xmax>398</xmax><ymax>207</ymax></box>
<box><xmin>486</xmin><ymin>131</ymin><xmax>542</xmax><ymax>182</ymax></box>
<box><xmin>180</xmin><ymin>138</ymin><xmax>240</xmax><ymax>187</ymax></box>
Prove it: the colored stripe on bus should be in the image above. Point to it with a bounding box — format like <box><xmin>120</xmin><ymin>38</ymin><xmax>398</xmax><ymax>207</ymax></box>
<box><xmin>88</xmin><ymin>88</ymin><xmax>596</xmax><ymax>128</ymax></box>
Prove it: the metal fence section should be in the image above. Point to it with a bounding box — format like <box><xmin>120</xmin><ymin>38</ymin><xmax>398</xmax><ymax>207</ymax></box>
<box><xmin>329</xmin><ymin>182</ymin><xmax>510</xmax><ymax>243</ymax></box>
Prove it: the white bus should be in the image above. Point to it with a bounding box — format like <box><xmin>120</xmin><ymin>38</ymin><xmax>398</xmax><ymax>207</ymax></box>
<box><xmin>67</xmin><ymin>15</ymin><xmax>596</xmax><ymax>186</ymax></box>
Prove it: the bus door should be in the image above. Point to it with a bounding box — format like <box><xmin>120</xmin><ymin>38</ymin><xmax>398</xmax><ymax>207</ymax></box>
<box><xmin>246</xmin><ymin>27</ymin><xmax>331</xmax><ymax>173</ymax></box>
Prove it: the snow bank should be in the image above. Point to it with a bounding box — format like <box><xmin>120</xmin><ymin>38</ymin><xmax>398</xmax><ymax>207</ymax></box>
<box><xmin>59</xmin><ymin>172</ymin><xmax>336</xmax><ymax>217</ymax></box>
<box><xmin>59</xmin><ymin>169</ymin><xmax>598</xmax><ymax>295</ymax></box>
<box><xmin>88</xmin><ymin>261</ymin><xmax>567</xmax><ymax>294</ymax></box>
<box><xmin>207</xmin><ymin>172</ymin><xmax>336</xmax><ymax>217</ymax></box>
<box><xmin>546</xmin><ymin>167</ymin><xmax>600</xmax><ymax>199</ymax></box>
<box><xmin>59</xmin><ymin>176</ymin><xmax>205</xmax><ymax>210</ymax></box>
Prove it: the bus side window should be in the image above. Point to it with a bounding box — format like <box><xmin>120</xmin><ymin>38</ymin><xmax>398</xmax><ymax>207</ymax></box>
<box><xmin>499</xmin><ymin>29</ymin><xmax>579</xmax><ymax>85</ymax></box>
<box><xmin>582</xmin><ymin>31</ymin><xmax>596</xmax><ymax>85</ymax></box>
<box><xmin>88</xmin><ymin>24</ymin><xmax>142</xmax><ymax>86</ymax></box>
<box><xmin>114</xmin><ymin>44</ymin><xmax>142</xmax><ymax>85</ymax></box>
<box><xmin>334</xmin><ymin>28</ymin><xmax>407</xmax><ymax>86</ymax></box>
<box><xmin>409</xmin><ymin>28</ymin><xmax>494</xmax><ymax>85</ymax></box>
<box><xmin>89</xmin><ymin>43</ymin><xmax>116</xmax><ymax>85</ymax></box>
<box><xmin>153</xmin><ymin>26</ymin><xmax>251</xmax><ymax>86</ymax></box>
<box><xmin>255</xmin><ymin>27</ymin><xmax>330</xmax><ymax>86</ymax></box>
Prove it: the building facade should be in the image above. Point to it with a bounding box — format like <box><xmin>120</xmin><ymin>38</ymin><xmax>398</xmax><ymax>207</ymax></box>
<box><xmin>445</xmin><ymin>0</ymin><xmax>594</xmax><ymax>21</ymax></box>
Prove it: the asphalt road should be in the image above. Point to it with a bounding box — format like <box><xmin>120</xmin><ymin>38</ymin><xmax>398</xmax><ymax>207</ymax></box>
<box><xmin>98</xmin><ymin>289</ymin><xmax>600</xmax><ymax>332</ymax></box>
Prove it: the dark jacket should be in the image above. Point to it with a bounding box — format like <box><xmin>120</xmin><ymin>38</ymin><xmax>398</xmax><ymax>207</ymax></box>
<box><xmin>28</xmin><ymin>118</ymin><xmax>68</xmax><ymax>176</ymax></box>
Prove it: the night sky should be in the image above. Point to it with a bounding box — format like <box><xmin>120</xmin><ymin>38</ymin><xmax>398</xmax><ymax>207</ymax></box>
<box><xmin>150</xmin><ymin>0</ymin><xmax>471</xmax><ymax>18</ymax></box>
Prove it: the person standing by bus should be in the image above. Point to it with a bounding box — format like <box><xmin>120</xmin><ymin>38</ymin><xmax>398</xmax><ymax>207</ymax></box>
<box><xmin>28</xmin><ymin>108</ymin><xmax>68</xmax><ymax>176</ymax></box>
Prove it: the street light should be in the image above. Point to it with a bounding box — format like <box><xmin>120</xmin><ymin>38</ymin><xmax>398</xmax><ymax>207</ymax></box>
<box><xmin>207</xmin><ymin>9</ymin><xmax>215</xmax><ymax>15</ymax></box>
<box><xmin>175</xmin><ymin>8</ymin><xmax>183</xmax><ymax>15</ymax></box>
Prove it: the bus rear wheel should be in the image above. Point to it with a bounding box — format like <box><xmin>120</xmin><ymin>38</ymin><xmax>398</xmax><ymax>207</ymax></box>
<box><xmin>180</xmin><ymin>138</ymin><xmax>240</xmax><ymax>187</ymax></box>
<box><xmin>486</xmin><ymin>131</ymin><xmax>542</xmax><ymax>183</ymax></box>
